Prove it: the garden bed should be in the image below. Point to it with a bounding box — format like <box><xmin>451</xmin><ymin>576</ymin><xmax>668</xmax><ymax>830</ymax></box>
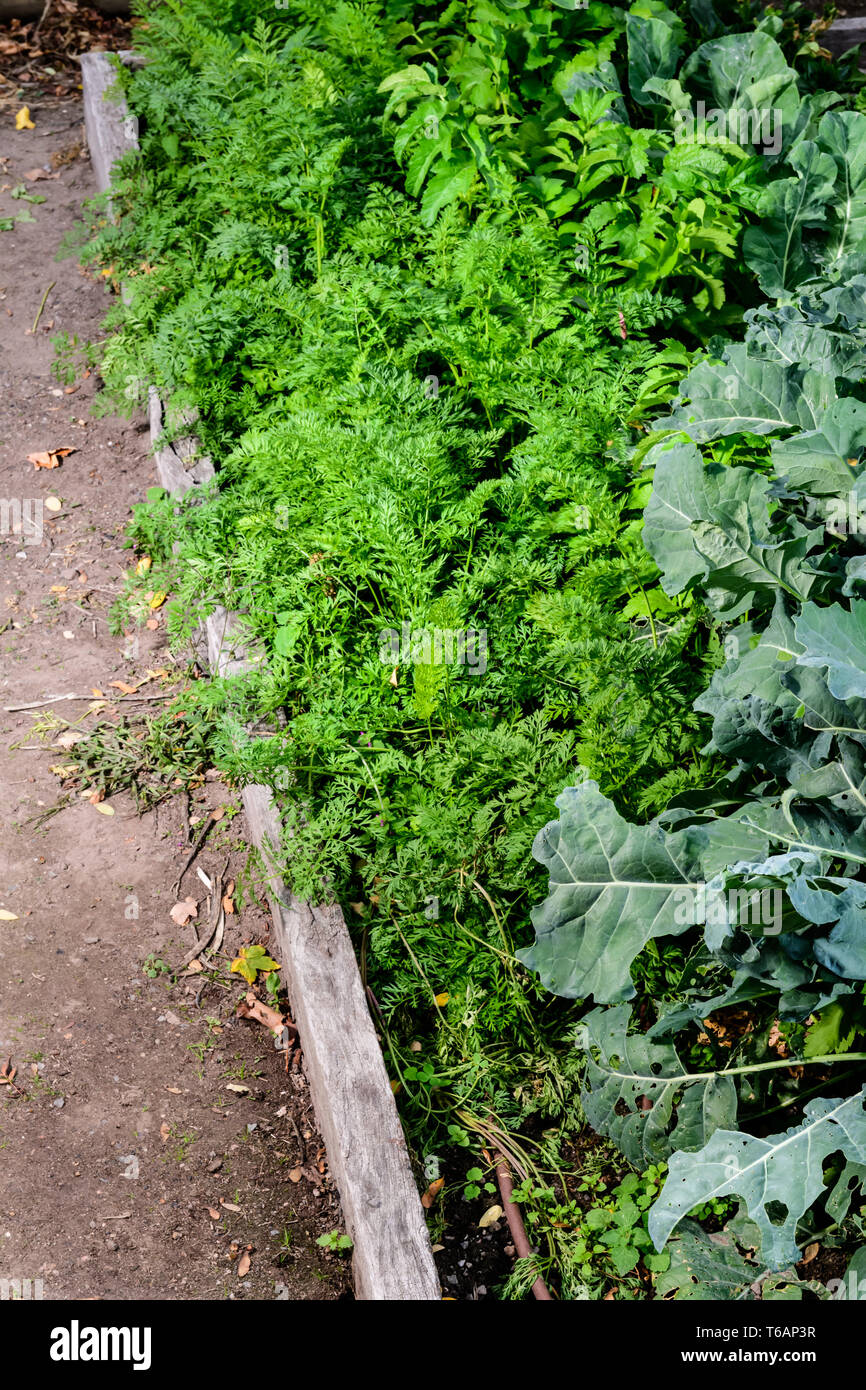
<box><xmin>80</xmin><ymin>47</ymin><xmax>439</xmax><ymax>1303</ymax></box>
<box><xmin>71</xmin><ymin>0</ymin><xmax>866</xmax><ymax>1301</ymax></box>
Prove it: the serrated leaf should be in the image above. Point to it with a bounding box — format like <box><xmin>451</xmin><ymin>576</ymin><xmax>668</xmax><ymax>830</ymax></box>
<box><xmin>516</xmin><ymin>782</ymin><xmax>766</xmax><ymax>1003</ymax></box>
<box><xmin>649</xmin><ymin>1088</ymin><xmax>866</xmax><ymax>1269</ymax></box>
<box><xmin>659</xmin><ymin>344</ymin><xmax>822</xmax><ymax>440</ymax></box>
<box><xmin>643</xmin><ymin>438</ymin><xmax>818</xmax><ymax>619</ymax></box>
<box><xmin>794</xmin><ymin>601</ymin><xmax>866</xmax><ymax>702</ymax></box>
<box><xmin>656</xmin><ymin>1219</ymin><xmax>776</xmax><ymax>1301</ymax></box>
<box><xmin>579</xmin><ymin>1004</ymin><xmax>738</xmax><ymax>1166</ymax></box>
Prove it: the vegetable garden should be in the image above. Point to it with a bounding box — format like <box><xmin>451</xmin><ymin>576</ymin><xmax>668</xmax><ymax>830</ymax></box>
<box><xmin>75</xmin><ymin>0</ymin><xmax>866</xmax><ymax>1299</ymax></box>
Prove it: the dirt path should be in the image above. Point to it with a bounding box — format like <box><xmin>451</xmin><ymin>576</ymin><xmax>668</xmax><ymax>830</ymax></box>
<box><xmin>0</xmin><ymin>95</ymin><xmax>350</xmax><ymax>1302</ymax></box>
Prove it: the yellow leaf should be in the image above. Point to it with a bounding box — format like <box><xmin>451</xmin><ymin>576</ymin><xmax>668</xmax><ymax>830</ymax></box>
<box><xmin>15</xmin><ymin>107</ymin><xmax>35</xmax><ymax>131</ymax></box>
<box><xmin>94</xmin><ymin>803</ymin><xmax>114</xmax><ymax>816</ymax></box>
<box><xmin>434</xmin><ymin>991</ymin><xmax>449</xmax><ymax>1007</ymax></box>
<box><xmin>148</xmin><ymin>591</ymin><xmax>167</xmax><ymax>610</ymax></box>
<box><xmin>135</xmin><ymin>557</ymin><xmax>152</xmax><ymax>576</ymax></box>
<box><xmin>478</xmin><ymin>1204</ymin><xmax>503</xmax><ymax>1229</ymax></box>
<box><xmin>0</xmin><ymin>910</ymin><xmax>18</xmax><ymax>921</ymax></box>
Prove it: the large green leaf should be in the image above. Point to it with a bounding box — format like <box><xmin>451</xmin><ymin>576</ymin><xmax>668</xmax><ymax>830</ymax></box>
<box><xmin>419</xmin><ymin>158</ymin><xmax>476</xmax><ymax>224</ymax></box>
<box><xmin>794</xmin><ymin>601</ymin><xmax>866</xmax><ymax>703</ymax></box>
<box><xmin>695</xmin><ymin>600</ymin><xmax>800</xmax><ymax>723</ymax></box>
<box><xmin>680</xmin><ymin>32</ymin><xmax>799</xmax><ymax>125</ymax></box>
<box><xmin>626</xmin><ymin>8</ymin><xmax>683</xmax><ymax>107</ymax></box>
<box><xmin>818</xmin><ymin>111</ymin><xmax>866</xmax><ymax>268</ymax></box>
<box><xmin>659</xmin><ymin>343</ymin><xmax>825</xmax><ymax>440</ymax></box>
<box><xmin>649</xmin><ymin>1089</ymin><xmax>866</xmax><ymax>1269</ymax></box>
<box><xmin>655</xmin><ymin>1217</ymin><xmax>804</xmax><ymax>1300</ymax></box>
<box><xmin>516</xmin><ymin>781</ymin><xmax>766</xmax><ymax>1002</ymax></box>
<box><xmin>770</xmin><ymin>397</ymin><xmax>866</xmax><ymax>496</ymax></box>
<box><xmin>743</xmin><ymin>140</ymin><xmax>835</xmax><ymax>296</ymax></box>
<box><xmin>643</xmin><ymin>437</ymin><xmax>820</xmax><ymax>618</ymax></box>
<box><xmin>578</xmin><ymin>1004</ymin><xmax>737</xmax><ymax>1165</ymax></box>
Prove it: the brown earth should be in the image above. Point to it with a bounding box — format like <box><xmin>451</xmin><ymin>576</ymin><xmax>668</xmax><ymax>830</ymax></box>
<box><xmin>0</xmin><ymin>22</ymin><xmax>351</xmax><ymax>1303</ymax></box>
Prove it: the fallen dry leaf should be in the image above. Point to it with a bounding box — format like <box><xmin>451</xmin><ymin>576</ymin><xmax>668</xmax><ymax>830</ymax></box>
<box><xmin>421</xmin><ymin>1177</ymin><xmax>444</xmax><ymax>1209</ymax></box>
<box><xmin>288</xmin><ymin>1168</ymin><xmax>303</xmax><ymax>1184</ymax></box>
<box><xmin>135</xmin><ymin>557</ymin><xmax>151</xmax><ymax>577</ymax></box>
<box><xmin>44</xmin><ymin>496</ymin><xmax>62</xmax><ymax>512</ymax></box>
<box><xmin>207</xmin><ymin>1207</ymin><xmax>220</xmax><ymax>1221</ymax></box>
<box><xmin>237</xmin><ymin>1250</ymin><xmax>251</xmax><ymax>1278</ymax></box>
<box><xmin>478</xmin><ymin>1204</ymin><xmax>503</xmax><ymax>1229</ymax></box>
<box><xmin>225</xmin><ymin>1083</ymin><xmax>249</xmax><ymax>1095</ymax></box>
<box><xmin>53</xmin><ymin>730</ymin><xmax>84</xmax><ymax>749</ymax></box>
<box><xmin>93</xmin><ymin>804</ymin><xmax>114</xmax><ymax>816</ymax></box>
<box><xmin>219</xmin><ymin>1200</ymin><xmax>242</xmax><ymax>1213</ymax></box>
<box><xmin>27</xmin><ymin>447</ymin><xmax>75</xmax><ymax>470</ymax></box>
<box><xmin>147</xmin><ymin>592</ymin><xmax>167</xmax><ymax>610</ymax></box>
<box><xmin>159</xmin><ymin>1123</ymin><xmax>171</xmax><ymax>1144</ymax></box>
<box><xmin>801</xmin><ymin>1243</ymin><xmax>820</xmax><ymax>1264</ymax></box>
<box><xmin>23</xmin><ymin>168</ymin><xmax>56</xmax><ymax>181</ymax></box>
<box><xmin>169</xmin><ymin>897</ymin><xmax>198</xmax><ymax>927</ymax></box>
<box><xmin>0</xmin><ymin>910</ymin><xmax>19</xmax><ymax>922</ymax></box>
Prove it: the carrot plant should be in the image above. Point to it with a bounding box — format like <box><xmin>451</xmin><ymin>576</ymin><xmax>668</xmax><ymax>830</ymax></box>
<box><xmin>80</xmin><ymin>0</ymin><xmax>866</xmax><ymax>1297</ymax></box>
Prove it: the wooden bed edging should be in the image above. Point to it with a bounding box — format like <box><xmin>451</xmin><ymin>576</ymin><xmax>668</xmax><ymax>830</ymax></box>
<box><xmin>80</xmin><ymin>50</ymin><xmax>441</xmax><ymax>1302</ymax></box>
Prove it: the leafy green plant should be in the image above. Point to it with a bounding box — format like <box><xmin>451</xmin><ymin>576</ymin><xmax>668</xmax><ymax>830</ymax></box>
<box><xmin>522</xmin><ymin>112</ymin><xmax>866</xmax><ymax>1275</ymax></box>
<box><xmin>80</xmin><ymin>0</ymin><xmax>866</xmax><ymax>1298</ymax></box>
<box><xmin>317</xmin><ymin>1229</ymin><xmax>353</xmax><ymax>1253</ymax></box>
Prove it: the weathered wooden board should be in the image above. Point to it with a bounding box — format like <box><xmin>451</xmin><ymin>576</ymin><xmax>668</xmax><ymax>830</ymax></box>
<box><xmin>822</xmin><ymin>16</ymin><xmax>866</xmax><ymax>57</ymax></box>
<box><xmin>82</xmin><ymin>51</ymin><xmax>440</xmax><ymax>1301</ymax></box>
<box><xmin>79</xmin><ymin>52</ymin><xmax>140</xmax><ymax>200</ymax></box>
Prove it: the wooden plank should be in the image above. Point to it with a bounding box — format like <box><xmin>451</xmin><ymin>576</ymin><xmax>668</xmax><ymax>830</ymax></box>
<box><xmin>79</xmin><ymin>52</ymin><xmax>139</xmax><ymax>200</ymax></box>
<box><xmin>82</xmin><ymin>53</ymin><xmax>440</xmax><ymax>1301</ymax></box>
<box><xmin>824</xmin><ymin>17</ymin><xmax>866</xmax><ymax>57</ymax></box>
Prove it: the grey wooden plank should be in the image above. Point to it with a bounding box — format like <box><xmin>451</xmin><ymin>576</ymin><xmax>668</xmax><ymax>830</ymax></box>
<box><xmin>79</xmin><ymin>52</ymin><xmax>139</xmax><ymax>198</ymax></box>
<box><xmin>82</xmin><ymin>53</ymin><xmax>440</xmax><ymax>1301</ymax></box>
<box><xmin>824</xmin><ymin>17</ymin><xmax>866</xmax><ymax>56</ymax></box>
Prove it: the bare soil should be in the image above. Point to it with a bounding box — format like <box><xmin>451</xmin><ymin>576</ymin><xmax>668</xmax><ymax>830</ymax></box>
<box><xmin>0</xmin><ymin>11</ymin><xmax>351</xmax><ymax>1303</ymax></box>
